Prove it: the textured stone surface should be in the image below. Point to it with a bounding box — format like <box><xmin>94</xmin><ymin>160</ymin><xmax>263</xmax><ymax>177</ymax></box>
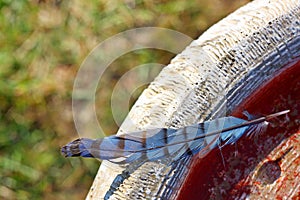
<box><xmin>87</xmin><ymin>0</ymin><xmax>300</xmax><ymax>199</ymax></box>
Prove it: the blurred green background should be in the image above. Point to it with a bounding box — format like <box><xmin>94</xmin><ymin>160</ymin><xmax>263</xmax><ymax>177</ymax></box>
<box><xmin>0</xmin><ymin>0</ymin><xmax>250</xmax><ymax>199</ymax></box>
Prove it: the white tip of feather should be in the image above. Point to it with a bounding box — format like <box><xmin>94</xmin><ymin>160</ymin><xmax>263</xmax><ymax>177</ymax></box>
<box><xmin>266</xmin><ymin>110</ymin><xmax>290</xmax><ymax>120</ymax></box>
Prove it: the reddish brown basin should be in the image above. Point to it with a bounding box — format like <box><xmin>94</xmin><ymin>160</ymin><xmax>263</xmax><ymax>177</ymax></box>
<box><xmin>177</xmin><ymin>60</ymin><xmax>300</xmax><ymax>199</ymax></box>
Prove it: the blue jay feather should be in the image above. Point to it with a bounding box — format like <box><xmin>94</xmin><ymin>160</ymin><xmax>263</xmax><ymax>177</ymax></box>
<box><xmin>61</xmin><ymin>110</ymin><xmax>289</xmax><ymax>164</ymax></box>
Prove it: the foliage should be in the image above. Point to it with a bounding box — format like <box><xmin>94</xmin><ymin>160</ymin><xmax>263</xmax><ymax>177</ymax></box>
<box><xmin>0</xmin><ymin>0</ymin><xmax>249</xmax><ymax>199</ymax></box>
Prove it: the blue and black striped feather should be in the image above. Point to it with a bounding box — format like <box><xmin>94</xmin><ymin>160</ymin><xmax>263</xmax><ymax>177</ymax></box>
<box><xmin>61</xmin><ymin>110</ymin><xmax>288</xmax><ymax>164</ymax></box>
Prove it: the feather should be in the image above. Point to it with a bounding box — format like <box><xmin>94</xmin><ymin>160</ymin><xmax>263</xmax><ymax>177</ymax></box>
<box><xmin>61</xmin><ymin>110</ymin><xmax>289</xmax><ymax>164</ymax></box>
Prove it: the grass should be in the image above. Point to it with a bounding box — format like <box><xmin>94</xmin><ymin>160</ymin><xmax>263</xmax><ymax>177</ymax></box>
<box><xmin>0</xmin><ymin>0</ymin><xmax>250</xmax><ymax>199</ymax></box>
